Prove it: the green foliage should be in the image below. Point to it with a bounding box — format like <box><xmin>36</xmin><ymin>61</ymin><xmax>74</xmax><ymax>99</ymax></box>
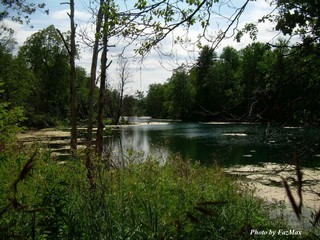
<box><xmin>0</xmin><ymin>101</ymin><xmax>25</xmax><ymax>145</ymax></box>
<box><xmin>0</xmin><ymin>26</ymin><xmax>96</xmax><ymax>128</ymax></box>
<box><xmin>146</xmin><ymin>39</ymin><xmax>320</xmax><ymax>123</ymax></box>
<box><xmin>166</xmin><ymin>66</ymin><xmax>195</xmax><ymax>120</ymax></box>
<box><xmin>146</xmin><ymin>83</ymin><xmax>168</xmax><ymax>118</ymax></box>
<box><xmin>0</xmin><ymin>44</ymin><xmax>33</xmax><ymax>109</ymax></box>
<box><xmin>275</xmin><ymin>0</ymin><xmax>320</xmax><ymax>45</ymax></box>
<box><xmin>0</xmin><ymin>0</ymin><xmax>47</xmax><ymax>38</ymax></box>
<box><xmin>18</xmin><ymin>25</ymin><xmax>70</xmax><ymax>123</ymax></box>
<box><xmin>194</xmin><ymin>45</ymin><xmax>217</xmax><ymax>113</ymax></box>
<box><xmin>0</xmin><ymin>0</ymin><xmax>46</xmax><ymax>25</ymax></box>
<box><xmin>0</xmin><ymin>145</ymin><xmax>294</xmax><ymax>239</ymax></box>
<box><xmin>134</xmin><ymin>90</ymin><xmax>147</xmax><ymax>116</ymax></box>
<box><xmin>76</xmin><ymin>66</ymin><xmax>92</xmax><ymax>119</ymax></box>
<box><xmin>124</xmin><ymin>0</ymin><xmax>222</xmax><ymax>56</ymax></box>
<box><xmin>237</xmin><ymin>0</ymin><xmax>320</xmax><ymax>48</ymax></box>
<box><xmin>0</xmin><ymin>83</ymin><xmax>25</xmax><ymax>146</ymax></box>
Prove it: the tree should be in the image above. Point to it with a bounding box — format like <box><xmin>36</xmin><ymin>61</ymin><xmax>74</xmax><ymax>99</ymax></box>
<box><xmin>114</xmin><ymin>57</ymin><xmax>132</xmax><ymax>125</ymax></box>
<box><xmin>119</xmin><ymin>0</ymin><xmax>252</xmax><ymax>56</ymax></box>
<box><xmin>240</xmin><ymin>43</ymin><xmax>270</xmax><ymax>97</ymax></box>
<box><xmin>57</xmin><ymin>0</ymin><xmax>78</xmax><ymax>155</ymax></box>
<box><xmin>69</xmin><ymin>0</ymin><xmax>78</xmax><ymax>155</ymax></box>
<box><xmin>0</xmin><ymin>83</ymin><xmax>25</xmax><ymax>148</ymax></box>
<box><xmin>146</xmin><ymin>83</ymin><xmax>167</xmax><ymax>118</ymax></box>
<box><xmin>0</xmin><ymin>44</ymin><xmax>33</xmax><ymax>109</ymax></box>
<box><xmin>105</xmin><ymin>88</ymin><xmax>119</xmax><ymax>120</ymax></box>
<box><xmin>86</xmin><ymin>0</ymin><xmax>104</xmax><ymax>155</ymax></box>
<box><xmin>194</xmin><ymin>45</ymin><xmax>216</xmax><ymax>117</ymax></box>
<box><xmin>122</xmin><ymin>95</ymin><xmax>137</xmax><ymax>117</ymax></box>
<box><xmin>18</xmin><ymin>25</ymin><xmax>70</xmax><ymax>126</ymax></box>
<box><xmin>166</xmin><ymin>66</ymin><xmax>195</xmax><ymax>120</ymax></box>
<box><xmin>219</xmin><ymin>47</ymin><xmax>243</xmax><ymax>110</ymax></box>
<box><xmin>202</xmin><ymin>47</ymin><xmax>243</xmax><ymax>118</ymax></box>
<box><xmin>96</xmin><ymin>0</ymin><xmax>118</xmax><ymax>158</ymax></box>
<box><xmin>134</xmin><ymin>90</ymin><xmax>146</xmax><ymax>116</ymax></box>
<box><xmin>76</xmin><ymin>66</ymin><xmax>91</xmax><ymax>119</ymax></box>
<box><xmin>274</xmin><ymin>0</ymin><xmax>320</xmax><ymax>47</ymax></box>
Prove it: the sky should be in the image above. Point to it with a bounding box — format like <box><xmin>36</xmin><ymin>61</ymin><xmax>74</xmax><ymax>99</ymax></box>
<box><xmin>2</xmin><ymin>0</ymin><xmax>283</xmax><ymax>95</ymax></box>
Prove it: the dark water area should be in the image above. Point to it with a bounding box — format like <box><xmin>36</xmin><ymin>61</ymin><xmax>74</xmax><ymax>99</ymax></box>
<box><xmin>108</xmin><ymin>118</ymin><xmax>320</xmax><ymax>168</ymax></box>
<box><xmin>18</xmin><ymin>118</ymin><xmax>320</xmax><ymax>168</ymax></box>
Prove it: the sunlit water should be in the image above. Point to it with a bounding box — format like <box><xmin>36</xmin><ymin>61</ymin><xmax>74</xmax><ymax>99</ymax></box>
<box><xmin>18</xmin><ymin>118</ymin><xmax>320</xmax><ymax>229</ymax></box>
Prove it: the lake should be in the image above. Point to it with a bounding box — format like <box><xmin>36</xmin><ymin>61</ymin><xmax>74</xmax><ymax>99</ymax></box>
<box><xmin>18</xmin><ymin>118</ymin><xmax>320</xmax><ymax>227</ymax></box>
<box><xmin>109</xmin><ymin>117</ymin><xmax>320</xmax><ymax>167</ymax></box>
<box><xmin>18</xmin><ymin>118</ymin><xmax>320</xmax><ymax>167</ymax></box>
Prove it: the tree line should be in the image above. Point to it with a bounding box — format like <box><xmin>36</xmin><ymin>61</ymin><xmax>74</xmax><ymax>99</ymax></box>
<box><xmin>145</xmin><ymin>41</ymin><xmax>320</xmax><ymax>124</ymax></box>
<box><xmin>1</xmin><ymin>28</ymin><xmax>320</xmax><ymax>132</ymax></box>
<box><xmin>0</xmin><ymin>25</ymin><xmax>143</xmax><ymax>128</ymax></box>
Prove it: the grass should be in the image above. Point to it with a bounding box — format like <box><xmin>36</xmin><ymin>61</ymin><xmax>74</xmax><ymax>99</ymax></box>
<box><xmin>0</xmin><ymin>143</ymin><xmax>317</xmax><ymax>239</ymax></box>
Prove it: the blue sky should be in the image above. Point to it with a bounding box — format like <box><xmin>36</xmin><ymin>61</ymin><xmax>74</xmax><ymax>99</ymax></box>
<box><xmin>3</xmin><ymin>0</ymin><xmax>281</xmax><ymax>95</ymax></box>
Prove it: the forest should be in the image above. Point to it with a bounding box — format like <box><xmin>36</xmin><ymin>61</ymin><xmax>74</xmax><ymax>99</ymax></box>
<box><xmin>145</xmin><ymin>42</ymin><xmax>320</xmax><ymax>123</ymax></box>
<box><xmin>0</xmin><ymin>24</ymin><xmax>142</xmax><ymax>128</ymax></box>
<box><xmin>1</xmin><ymin>0</ymin><xmax>320</xmax><ymax>239</ymax></box>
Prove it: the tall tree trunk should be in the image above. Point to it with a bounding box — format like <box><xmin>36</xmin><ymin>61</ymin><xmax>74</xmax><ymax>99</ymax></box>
<box><xmin>115</xmin><ymin>58</ymin><xmax>131</xmax><ymax>125</ymax></box>
<box><xmin>87</xmin><ymin>1</ymin><xmax>104</xmax><ymax>150</ymax></box>
<box><xmin>86</xmin><ymin>0</ymin><xmax>104</xmax><ymax>186</ymax></box>
<box><xmin>69</xmin><ymin>0</ymin><xmax>77</xmax><ymax>156</ymax></box>
<box><xmin>96</xmin><ymin>8</ymin><xmax>109</xmax><ymax>159</ymax></box>
<box><xmin>115</xmin><ymin>85</ymin><xmax>124</xmax><ymax>125</ymax></box>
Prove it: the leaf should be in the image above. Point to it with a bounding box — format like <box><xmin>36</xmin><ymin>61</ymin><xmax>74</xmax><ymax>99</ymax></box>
<box><xmin>13</xmin><ymin>150</ymin><xmax>37</xmax><ymax>193</ymax></box>
<box><xmin>282</xmin><ymin>177</ymin><xmax>301</xmax><ymax>220</ymax></box>
<box><xmin>186</xmin><ymin>211</ymin><xmax>200</xmax><ymax>223</ymax></box>
<box><xmin>294</xmin><ymin>156</ymin><xmax>303</xmax><ymax>214</ymax></box>
<box><xmin>313</xmin><ymin>208</ymin><xmax>320</xmax><ymax>226</ymax></box>
<box><xmin>194</xmin><ymin>206</ymin><xmax>216</xmax><ymax>217</ymax></box>
<box><xmin>196</xmin><ymin>201</ymin><xmax>227</xmax><ymax>206</ymax></box>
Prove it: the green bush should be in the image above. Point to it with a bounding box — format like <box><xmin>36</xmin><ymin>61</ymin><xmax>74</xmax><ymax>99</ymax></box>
<box><xmin>0</xmin><ymin>82</ymin><xmax>26</xmax><ymax>149</ymax></box>
<box><xmin>24</xmin><ymin>113</ymin><xmax>57</xmax><ymax>129</ymax></box>
<box><xmin>0</xmin><ymin>102</ymin><xmax>25</xmax><ymax>146</ymax></box>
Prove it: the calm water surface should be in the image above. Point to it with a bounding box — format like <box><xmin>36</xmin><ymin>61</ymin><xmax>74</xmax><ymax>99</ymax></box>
<box><xmin>109</xmin><ymin>118</ymin><xmax>320</xmax><ymax>168</ymax></box>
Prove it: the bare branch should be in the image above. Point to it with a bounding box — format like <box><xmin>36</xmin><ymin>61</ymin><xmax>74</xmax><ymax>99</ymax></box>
<box><xmin>56</xmin><ymin>28</ymin><xmax>71</xmax><ymax>56</ymax></box>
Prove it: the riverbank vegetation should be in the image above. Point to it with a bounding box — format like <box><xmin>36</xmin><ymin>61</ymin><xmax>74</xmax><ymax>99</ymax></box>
<box><xmin>0</xmin><ymin>142</ymin><xmax>301</xmax><ymax>239</ymax></box>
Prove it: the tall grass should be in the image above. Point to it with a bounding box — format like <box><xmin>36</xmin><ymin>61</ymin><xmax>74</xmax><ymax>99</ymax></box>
<box><xmin>0</xmin><ymin>144</ymin><xmax>314</xmax><ymax>239</ymax></box>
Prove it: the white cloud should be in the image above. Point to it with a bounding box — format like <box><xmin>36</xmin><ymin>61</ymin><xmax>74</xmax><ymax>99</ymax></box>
<box><xmin>2</xmin><ymin>19</ymin><xmax>37</xmax><ymax>46</ymax></box>
<box><xmin>5</xmin><ymin>0</ymin><xmax>284</xmax><ymax>94</ymax></box>
<box><xmin>51</xmin><ymin>9</ymin><xmax>70</xmax><ymax>20</ymax></box>
<box><xmin>51</xmin><ymin>9</ymin><xmax>91</xmax><ymax>21</ymax></box>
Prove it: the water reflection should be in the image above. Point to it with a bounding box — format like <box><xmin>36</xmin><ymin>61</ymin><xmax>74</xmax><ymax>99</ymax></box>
<box><xmin>17</xmin><ymin>122</ymin><xmax>320</xmax><ymax>168</ymax></box>
<box><xmin>108</xmin><ymin>122</ymin><xmax>320</xmax><ymax>168</ymax></box>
